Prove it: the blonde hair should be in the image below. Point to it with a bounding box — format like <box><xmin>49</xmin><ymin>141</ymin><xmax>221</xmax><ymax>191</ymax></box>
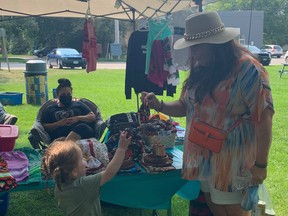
<box><xmin>42</xmin><ymin>140</ymin><xmax>79</xmax><ymax>191</ymax></box>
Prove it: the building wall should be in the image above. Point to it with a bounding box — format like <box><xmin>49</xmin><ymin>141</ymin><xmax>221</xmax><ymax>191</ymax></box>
<box><xmin>218</xmin><ymin>11</ymin><xmax>264</xmax><ymax>48</ymax></box>
<box><xmin>172</xmin><ymin>10</ymin><xmax>264</xmax><ymax>48</ymax></box>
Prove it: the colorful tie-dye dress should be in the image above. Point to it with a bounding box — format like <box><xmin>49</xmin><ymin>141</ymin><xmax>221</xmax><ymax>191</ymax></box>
<box><xmin>181</xmin><ymin>54</ymin><xmax>274</xmax><ymax>192</ymax></box>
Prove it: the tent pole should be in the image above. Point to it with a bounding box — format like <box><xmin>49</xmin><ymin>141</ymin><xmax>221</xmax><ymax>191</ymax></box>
<box><xmin>131</xmin><ymin>8</ymin><xmax>140</xmax><ymax>110</ymax></box>
<box><xmin>132</xmin><ymin>8</ymin><xmax>136</xmax><ymax>32</ymax></box>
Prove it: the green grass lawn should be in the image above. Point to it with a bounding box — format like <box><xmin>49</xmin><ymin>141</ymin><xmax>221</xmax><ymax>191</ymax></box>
<box><xmin>0</xmin><ymin>65</ymin><xmax>287</xmax><ymax>215</ymax></box>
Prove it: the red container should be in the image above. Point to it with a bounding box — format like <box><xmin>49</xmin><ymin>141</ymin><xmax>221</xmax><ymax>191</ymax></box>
<box><xmin>0</xmin><ymin>125</ymin><xmax>18</xmax><ymax>152</ymax></box>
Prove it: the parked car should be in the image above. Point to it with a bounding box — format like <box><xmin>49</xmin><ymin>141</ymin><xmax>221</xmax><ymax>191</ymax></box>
<box><xmin>47</xmin><ymin>48</ymin><xmax>86</xmax><ymax>69</ymax></box>
<box><xmin>243</xmin><ymin>45</ymin><xmax>271</xmax><ymax>66</ymax></box>
<box><xmin>33</xmin><ymin>47</ymin><xmax>55</xmax><ymax>58</ymax></box>
<box><xmin>260</xmin><ymin>45</ymin><xmax>283</xmax><ymax>58</ymax></box>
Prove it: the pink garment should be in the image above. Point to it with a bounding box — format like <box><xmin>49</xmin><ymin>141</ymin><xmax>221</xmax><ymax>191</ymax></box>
<box><xmin>0</xmin><ymin>151</ymin><xmax>29</xmax><ymax>182</ymax></box>
<box><xmin>147</xmin><ymin>40</ymin><xmax>169</xmax><ymax>87</ymax></box>
<box><xmin>82</xmin><ymin>18</ymin><xmax>97</xmax><ymax>73</ymax></box>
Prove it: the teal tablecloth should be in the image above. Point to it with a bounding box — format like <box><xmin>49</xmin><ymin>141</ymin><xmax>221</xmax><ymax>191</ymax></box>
<box><xmin>100</xmin><ymin>148</ymin><xmax>189</xmax><ymax>210</ymax></box>
<box><xmin>10</xmin><ymin>147</ymin><xmax>200</xmax><ymax>210</ymax></box>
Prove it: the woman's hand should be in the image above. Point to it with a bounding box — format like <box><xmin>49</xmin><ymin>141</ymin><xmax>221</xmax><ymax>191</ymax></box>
<box><xmin>57</xmin><ymin>118</ymin><xmax>71</xmax><ymax>126</ymax></box>
<box><xmin>141</xmin><ymin>91</ymin><xmax>186</xmax><ymax>117</ymax></box>
<box><xmin>56</xmin><ymin>117</ymin><xmax>79</xmax><ymax>127</ymax></box>
<box><xmin>65</xmin><ymin>116</ymin><xmax>79</xmax><ymax>125</ymax></box>
<box><xmin>250</xmin><ymin>166</ymin><xmax>267</xmax><ymax>185</ymax></box>
<box><xmin>141</xmin><ymin>92</ymin><xmax>162</xmax><ymax>111</ymax></box>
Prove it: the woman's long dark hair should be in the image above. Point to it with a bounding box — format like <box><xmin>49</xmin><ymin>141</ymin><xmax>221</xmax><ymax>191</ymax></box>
<box><xmin>183</xmin><ymin>40</ymin><xmax>246</xmax><ymax>103</ymax></box>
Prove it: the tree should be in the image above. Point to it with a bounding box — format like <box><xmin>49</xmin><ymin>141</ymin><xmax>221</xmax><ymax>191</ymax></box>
<box><xmin>34</xmin><ymin>17</ymin><xmax>84</xmax><ymax>51</ymax></box>
<box><xmin>94</xmin><ymin>18</ymin><xmax>131</xmax><ymax>57</ymax></box>
<box><xmin>0</xmin><ymin>16</ymin><xmax>132</xmax><ymax>56</ymax></box>
<box><xmin>206</xmin><ymin>0</ymin><xmax>288</xmax><ymax>46</ymax></box>
<box><xmin>0</xmin><ymin>17</ymin><xmax>39</xmax><ymax>54</ymax></box>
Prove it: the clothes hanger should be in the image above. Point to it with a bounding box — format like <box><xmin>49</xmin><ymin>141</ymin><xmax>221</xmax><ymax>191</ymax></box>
<box><xmin>137</xmin><ymin>18</ymin><xmax>149</xmax><ymax>31</ymax></box>
<box><xmin>85</xmin><ymin>0</ymin><xmax>93</xmax><ymax>21</ymax></box>
<box><xmin>153</xmin><ymin>17</ymin><xmax>165</xmax><ymax>25</ymax></box>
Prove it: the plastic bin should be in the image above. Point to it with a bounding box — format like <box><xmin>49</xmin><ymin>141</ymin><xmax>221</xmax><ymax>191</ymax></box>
<box><xmin>52</xmin><ymin>88</ymin><xmax>57</xmax><ymax>98</ymax></box>
<box><xmin>0</xmin><ymin>192</ymin><xmax>9</xmax><ymax>216</ymax></box>
<box><xmin>0</xmin><ymin>92</ymin><xmax>23</xmax><ymax>106</ymax></box>
<box><xmin>24</xmin><ymin>60</ymin><xmax>48</xmax><ymax>105</ymax></box>
<box><xmin>0</xmin><ymin>125</ymin><xmax>18</xmax><ymax>152</ymax></box>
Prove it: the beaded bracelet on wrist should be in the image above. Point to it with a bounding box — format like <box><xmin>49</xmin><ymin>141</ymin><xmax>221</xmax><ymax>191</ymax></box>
<box><xmin>155</xmin><ymin>100</ymin><xmax>164</xmax><ymax>112</ymax></box>
<box><xmin>254</xmin><ymin>161</ymin><xmax>268</xmax><ymax>169</ymax></box>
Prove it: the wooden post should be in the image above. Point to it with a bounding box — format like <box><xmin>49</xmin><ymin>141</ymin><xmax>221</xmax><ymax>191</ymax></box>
<box><xmin>0</xmin><ymin>28</ymin><xmax>10</xmax><ymax>71</ymax></box>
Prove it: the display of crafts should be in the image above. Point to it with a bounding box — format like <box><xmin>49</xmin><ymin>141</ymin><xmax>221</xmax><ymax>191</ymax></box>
<box><xmin>142</xmin><ymin>144</ymin><xmax>173</xmax><ymax>167</ymax></box>
<box><xmin>105</xmin><ymin>103</ymin><xmax>177</xmax><ymax>173</ymax></box>
<box><xmin>138</xmin><ymin>111</ymin><xmax>178</xmax><ymax>149</ymax></box>
<box><xmin>138</xmin><ymin>116</ymin><xmax>177</xmax><ymax>136</ymax></box>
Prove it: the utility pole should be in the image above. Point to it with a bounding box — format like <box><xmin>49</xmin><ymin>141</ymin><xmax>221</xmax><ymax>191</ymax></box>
<box><xmin>114</xmin><ymin>20</ymin><xmax>120</xmax><ymax>44</ymax></box>
<box><xmin>114</xmin><ymin>20</ymin><xmax>120</xmax><ymax>59</ymax></box>
<box><xmin>198</xmin><ymin>0</ymin><xmax>203</xmax><ymax>12</ymax></box>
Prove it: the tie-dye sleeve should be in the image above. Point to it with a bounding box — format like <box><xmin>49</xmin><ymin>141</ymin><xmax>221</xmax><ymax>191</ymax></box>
<box><xmin>239</xmin><ymin>60</ymin><xmax>274</xmax><ymax>124</ymax></box>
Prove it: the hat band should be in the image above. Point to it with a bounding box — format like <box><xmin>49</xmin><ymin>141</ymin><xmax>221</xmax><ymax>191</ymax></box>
<box><xmin>184</xmin><ymin>25</ymin><xmax>224</xmax><ymax>41</ymax></box>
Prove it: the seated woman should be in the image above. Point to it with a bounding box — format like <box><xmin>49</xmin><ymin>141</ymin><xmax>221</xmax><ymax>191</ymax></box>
<box><xmin>41</xmin><ymin>78</ymin><xmax>96</xmax><ymax>141</ymax></box>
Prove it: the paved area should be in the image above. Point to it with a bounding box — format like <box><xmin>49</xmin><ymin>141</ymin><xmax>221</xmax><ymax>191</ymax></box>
<box><xmin>0</xmin><ymin>61</ymin><xmax>126</xmax><ymax>70</ymax></box>
<box><xmin>0</xmin><ymin>56</ymin><xmax>285</xmax><ymax>71</ymax></box>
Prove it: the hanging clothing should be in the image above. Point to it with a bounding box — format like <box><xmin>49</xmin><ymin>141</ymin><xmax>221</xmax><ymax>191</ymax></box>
<box><xmin>162</xmin><ymin>36</ymin><xmax>178</xmax><ymax>78</ymax></box>
<box><xmin>147</xmin><ymin>37</ymin><xmax>180</xmax><ymax>88</ymax></box>
<box><xmin>145</xmin><ymin>18</ymin><xmax>172</xmax><ymax>75</ymax></box>
<box><xmin>125</xmin><ymin>30</ymin><xmax>176</xmax><ymax>99</ymax></box>
<box><xmin>82</xmin><ymin>18</ymin><xmax>97</xmax><ymax>73</ymax></box>
<box><xmin>147</xmin><ymin>40</ymin><xmax>169</xmax><ymax>88</ymax></box>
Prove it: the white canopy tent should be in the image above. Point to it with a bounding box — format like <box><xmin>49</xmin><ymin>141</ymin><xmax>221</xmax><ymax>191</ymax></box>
<box><xmin>0</xmin><ymin>0</ymin><xmax>218</xmax><ymax>20</ymax></box>
<box><xmin>0</xmin><ymin>0</ymin><xmax>219</xmax><ymax>105</ymax></box>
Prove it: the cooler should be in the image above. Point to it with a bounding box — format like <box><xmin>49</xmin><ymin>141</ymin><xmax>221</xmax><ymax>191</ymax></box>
<box><xmin>0</xmin><ymin>125</ymin><xmax>18</xmax><ymax>152</ymax></box>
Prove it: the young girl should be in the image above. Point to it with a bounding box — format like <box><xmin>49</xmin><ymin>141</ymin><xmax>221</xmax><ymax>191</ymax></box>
<box><xmin>42</xmin><ymin>131</ymin><xmax>131</xmax><ymax>216</ymax></box>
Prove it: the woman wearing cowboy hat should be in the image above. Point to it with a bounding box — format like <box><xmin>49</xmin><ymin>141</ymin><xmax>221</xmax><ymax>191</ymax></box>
<box><xmin>141</xmin><ymin>11</ymin><xmax>274</xmax><ymax>216</ymax></box>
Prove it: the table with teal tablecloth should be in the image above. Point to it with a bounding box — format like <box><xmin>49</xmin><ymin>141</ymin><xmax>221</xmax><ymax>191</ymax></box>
<box><xmin>101</xmin><ymin>148</ymin><xmax>189</xmax><ymax>210</ymax></box>
<box><xmin>9</xmin><ymin>147</ymin><xmax>200</xmax><ymax>214</ymax></box>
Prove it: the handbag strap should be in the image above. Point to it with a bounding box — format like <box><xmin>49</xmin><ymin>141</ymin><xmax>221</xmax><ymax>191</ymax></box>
<box><xmin>226</xmin><ymin>117</ymin><xmax>242</xmax><ymax>134</ymax></box>
<box><xmin>194</xmin><ymin>103</ymin><xmax>242</xmax><ymax>134</ymax></box>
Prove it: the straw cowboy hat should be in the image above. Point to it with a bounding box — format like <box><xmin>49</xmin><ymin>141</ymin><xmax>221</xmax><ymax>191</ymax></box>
<box><xmin>174</xmin><ymin>11</ymin><xmax>239</xmax><ymax>50</ymax></box>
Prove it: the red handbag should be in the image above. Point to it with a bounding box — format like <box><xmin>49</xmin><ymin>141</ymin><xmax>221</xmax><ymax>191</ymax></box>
<box><xmin>188</xmin><ymin>119</ymin><xmax>242</xmax><ymax>153</ymax></box>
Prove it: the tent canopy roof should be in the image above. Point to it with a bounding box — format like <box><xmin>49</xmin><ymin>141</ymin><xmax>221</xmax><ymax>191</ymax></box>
<box><xmin>0</xmin><ymin>0</ymin><xmax>218</xmax><ymax>20</ymax></box>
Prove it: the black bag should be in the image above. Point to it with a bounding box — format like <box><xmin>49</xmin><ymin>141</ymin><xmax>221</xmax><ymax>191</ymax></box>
<box><xmin>106</xmin><ymin>112</ymin><xmax>139</xmax><ymax>134</ymax></box>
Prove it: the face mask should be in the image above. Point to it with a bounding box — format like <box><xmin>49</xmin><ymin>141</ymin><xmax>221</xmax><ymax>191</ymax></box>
<box><xmin>59</xmin><ymin>95</ymin><xmax>72</xmax><ymax>107</ymax></box>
